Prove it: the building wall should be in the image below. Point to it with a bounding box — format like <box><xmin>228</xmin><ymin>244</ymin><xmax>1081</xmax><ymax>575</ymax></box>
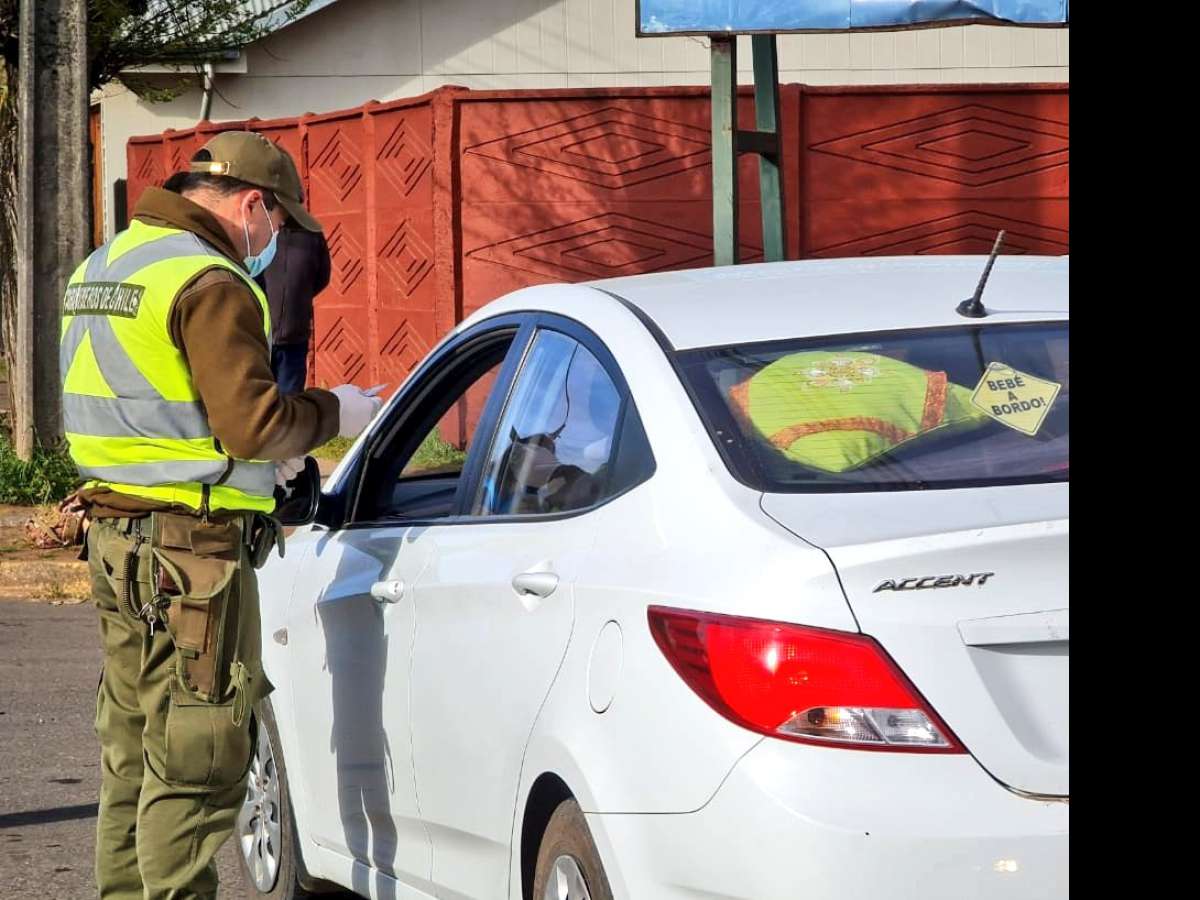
<box><xmin>97</xmin><ymin>0</ymin><xmax>1069</xmax><ymax>236</ymax></box>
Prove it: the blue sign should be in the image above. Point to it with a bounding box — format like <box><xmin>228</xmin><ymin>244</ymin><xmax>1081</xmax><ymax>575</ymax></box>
<box><xmin>638</xmin><ymin>1</ymin><xmax>1069</xmax><ymax>35</ymax></box>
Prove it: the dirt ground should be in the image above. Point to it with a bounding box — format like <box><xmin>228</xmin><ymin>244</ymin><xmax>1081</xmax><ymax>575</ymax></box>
<box><xmin>0</xmin><ymin>506</ymin><xmax>90</xmax><ymax>604</ymax></box>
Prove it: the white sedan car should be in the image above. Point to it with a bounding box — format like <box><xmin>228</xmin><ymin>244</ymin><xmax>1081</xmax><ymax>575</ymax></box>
<box><xmin>239</xmin><ymin>256</ymin><xmax>1069</xmax><ymax>900</ymax></box>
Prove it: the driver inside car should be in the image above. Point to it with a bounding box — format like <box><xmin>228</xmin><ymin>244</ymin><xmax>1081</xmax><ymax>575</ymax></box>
<box><xmin>488</xmin><ymin>353</ymin><xmax>619</xmax><ymax>515</ymax></box>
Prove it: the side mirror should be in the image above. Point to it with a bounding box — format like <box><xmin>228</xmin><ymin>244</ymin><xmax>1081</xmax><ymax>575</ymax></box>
<box><xmin>274</xmin><ymin>456</ymin><xmax>322</xmax><ymax>526</ymax></box>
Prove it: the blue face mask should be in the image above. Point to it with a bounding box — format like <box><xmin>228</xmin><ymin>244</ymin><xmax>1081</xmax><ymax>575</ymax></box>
<box><xmin>242</xmin><ymin>198</ymin><xmax>278</xmax><ymax>278</ymax></box>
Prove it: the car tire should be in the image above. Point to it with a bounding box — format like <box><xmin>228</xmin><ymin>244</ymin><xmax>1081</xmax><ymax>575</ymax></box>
<box><xmin>532</xmin><ymin>799</ymin><xmax>615</xmax><ymax>900</ymax></box>
<box><xmin>236</xmin><ymin>698</ymin><xmax>336</xmax><ymax>897</ymax></box>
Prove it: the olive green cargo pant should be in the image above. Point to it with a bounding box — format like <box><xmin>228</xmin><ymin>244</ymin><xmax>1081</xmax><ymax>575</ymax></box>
<box><xmin>89</xmin><ymin>515</ymin><xmax>271</xmax><ymax>900</ymax></box>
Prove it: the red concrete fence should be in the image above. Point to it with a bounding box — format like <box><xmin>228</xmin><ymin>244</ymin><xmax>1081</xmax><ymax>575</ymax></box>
<box><xmin>128</xmin><ymin>83</ymin><xmax>1068</xmax><ymax>391</ymax></box>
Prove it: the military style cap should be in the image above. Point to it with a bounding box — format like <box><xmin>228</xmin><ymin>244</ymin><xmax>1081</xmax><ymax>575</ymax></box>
<box><xmin>190</xmin><ymin>131</ymin><xmax>321</xmax><ymax>232</ymax></box>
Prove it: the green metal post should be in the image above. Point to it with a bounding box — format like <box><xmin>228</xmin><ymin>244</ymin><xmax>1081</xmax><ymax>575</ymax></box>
<box><xmin>752</xmin><ymin>34</ymin><xmax>785</xmax><ymax>261</ymax></box>
<box><xmin>710</xmin><ymin>35</ymin><xmax>738</xmax><ymax>266</ymax></box>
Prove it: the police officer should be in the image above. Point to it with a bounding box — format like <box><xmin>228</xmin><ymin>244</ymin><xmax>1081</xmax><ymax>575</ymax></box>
<box><xmin>61</xmin><ymin>131</ymin><xmax>380</xmax><ymax>899</ymax></box>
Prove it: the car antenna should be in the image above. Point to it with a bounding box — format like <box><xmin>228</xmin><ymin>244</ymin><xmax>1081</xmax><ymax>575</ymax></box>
<box><xmin>957</xmin><ymin>230</ymin><xmax>1005</xmax><ymax>319</ymax></box>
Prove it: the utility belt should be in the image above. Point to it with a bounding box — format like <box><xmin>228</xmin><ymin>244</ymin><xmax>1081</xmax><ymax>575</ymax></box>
<box><xmin>101</xmin><ymin>510</ymin><xmax>282</xmax><ymax>712</ymax></box>
<box><xmin>106</xmin><ymin>510</ymin><xmax>283</xmax><ymax>570</ymax></box>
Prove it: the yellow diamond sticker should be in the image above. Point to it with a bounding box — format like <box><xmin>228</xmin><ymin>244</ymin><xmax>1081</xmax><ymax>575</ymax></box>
<box><xmin>971</xmin><ymin>363</ymin><xmax>1061</xmax><ymax>436</ymax></box>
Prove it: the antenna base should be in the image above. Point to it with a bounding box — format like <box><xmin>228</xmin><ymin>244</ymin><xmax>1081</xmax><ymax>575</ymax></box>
<box><xmin>956</xmin><ymin>298</ymin><xmax>988</xmax><ymax>318</ymax></box>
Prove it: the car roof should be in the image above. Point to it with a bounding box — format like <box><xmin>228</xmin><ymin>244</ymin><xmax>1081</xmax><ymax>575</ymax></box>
<box><xmin>584</xmin><ymin>255</ymin><xmax>1069</xmax><ymax>350</ymax></box>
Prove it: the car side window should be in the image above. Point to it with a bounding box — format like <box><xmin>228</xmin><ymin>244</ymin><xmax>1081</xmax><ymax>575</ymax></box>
<box><xmin>473</xmin><ymin>330</ymin><xmax>625</xmax><ymax>517</ymax></box>
<box><xmin>355</xmin><ymin>334</ymin><xmax>513</xmax><ymax>522</ymax></box>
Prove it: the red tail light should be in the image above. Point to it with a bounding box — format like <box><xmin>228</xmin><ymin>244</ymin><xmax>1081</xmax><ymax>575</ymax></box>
<box><xmin>648</xmin><ymin>606</ymin><xmax>965</xmax><ymax>753</ymax></box>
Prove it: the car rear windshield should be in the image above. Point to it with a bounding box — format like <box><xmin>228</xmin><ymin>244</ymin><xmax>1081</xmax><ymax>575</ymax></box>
<box><xmin>676</xmin><ymin>322</ymin><xmax>1068</xmax><ymax>492</ymax></box>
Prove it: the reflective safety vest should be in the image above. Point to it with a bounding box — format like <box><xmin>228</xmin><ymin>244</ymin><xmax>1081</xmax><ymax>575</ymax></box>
<box><xmin>728</xmin><ymin>351</ymin><xmax>988</xmax><ymax>474</ymax></box>
<box><xmin>60</xmin><ymin>220</ymin><xmax>276</xmax><ymax>513</ymax></box>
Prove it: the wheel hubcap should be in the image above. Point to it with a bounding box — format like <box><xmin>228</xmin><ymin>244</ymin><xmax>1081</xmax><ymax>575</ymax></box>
<box><xmin>237</xmin><ymin>725</ymin><xmax>283</xmax><ymax>892</ymax></box>
<box><xmin>543</xmin><ymin>854</ymin><xmax>592</xmax><ymax>900</ymax></box>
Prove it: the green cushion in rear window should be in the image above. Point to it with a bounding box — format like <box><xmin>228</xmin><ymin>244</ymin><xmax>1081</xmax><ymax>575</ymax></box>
<box><xmin>728</xmin><ymin>351</ymin><xmax>988</xmax><ymax>473</ymax></box>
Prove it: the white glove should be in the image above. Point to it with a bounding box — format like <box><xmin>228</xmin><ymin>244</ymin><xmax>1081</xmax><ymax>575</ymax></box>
<box><xmin>331</xmin><ymin>384</ymin><xmax>383</xmax><ymax>438</ymax></box>
<box><xmin>274</xmin><ymin>456</ymin><xmax>304</xmax><ymax>488</ymax></box>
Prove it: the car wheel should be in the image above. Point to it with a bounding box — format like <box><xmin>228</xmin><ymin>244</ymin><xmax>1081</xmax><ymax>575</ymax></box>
<box><xmin>533</xmin><ymin>799</ymin><xmax>614</xmax><ymax>900</ymax></box>
<box><xmin>236</xmin><ymin>698</ymin><xmax>317</xmax><ymax>898</ymax></box>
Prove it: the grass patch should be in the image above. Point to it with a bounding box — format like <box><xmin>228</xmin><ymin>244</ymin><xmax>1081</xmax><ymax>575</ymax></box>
<box><xmin>406</xmin><ymin>430</ymin><xmax>468</xmax><ymax>474</ymax></box>
<box><xmin>311</xmin><ymin>430</ymin><xmax>467</xmax><ymax>473</ymax></box>
<box><xmin>311</xmin><ymin>435</ymin><xmax>356</xmax><ymax>460</ymax></box>
<box><xmin>0</xmin><ymin>434</ymin><xmax>78</xmax><ymax>505</ymax></box>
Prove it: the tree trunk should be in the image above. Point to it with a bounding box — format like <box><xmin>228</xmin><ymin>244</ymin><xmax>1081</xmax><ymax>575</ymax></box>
<box><xmin>1</xmin><ymin>57</ymin><xmax>20</xmax><ymax>438</ymax></box>
<box><xmin>10</xmin><ymin>0</ymin><xmax>89</xmax><ymax>458</ymax></box>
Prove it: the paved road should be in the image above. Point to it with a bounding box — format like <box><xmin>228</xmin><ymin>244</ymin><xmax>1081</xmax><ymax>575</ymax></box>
<box><xmin>0</xmin><ymin>599</ymin><xmax>351</xmax><ymax>899</ymax></box>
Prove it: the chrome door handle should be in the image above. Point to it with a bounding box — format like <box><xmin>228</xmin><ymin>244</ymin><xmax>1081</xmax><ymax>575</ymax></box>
<box><xmin>512</xmin><ymin>571</ymin><xmax>559</xmax><ymax>598</ymax></box>
<box><xmin>370</xmin><ymin>580</ymin><xmax>405</xmax><ymax>604</ymax></box>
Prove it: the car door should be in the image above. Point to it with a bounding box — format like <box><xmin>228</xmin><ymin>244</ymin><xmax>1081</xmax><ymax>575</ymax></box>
<box><xmin>286</xmin><ymin>318</ymin><xmax>528</xmax><ymax>897</ymax></box>
<box><xmin>404</xmin><ymin>318</ymin><xmax>644</xmax><ymax>898</ymax></box>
